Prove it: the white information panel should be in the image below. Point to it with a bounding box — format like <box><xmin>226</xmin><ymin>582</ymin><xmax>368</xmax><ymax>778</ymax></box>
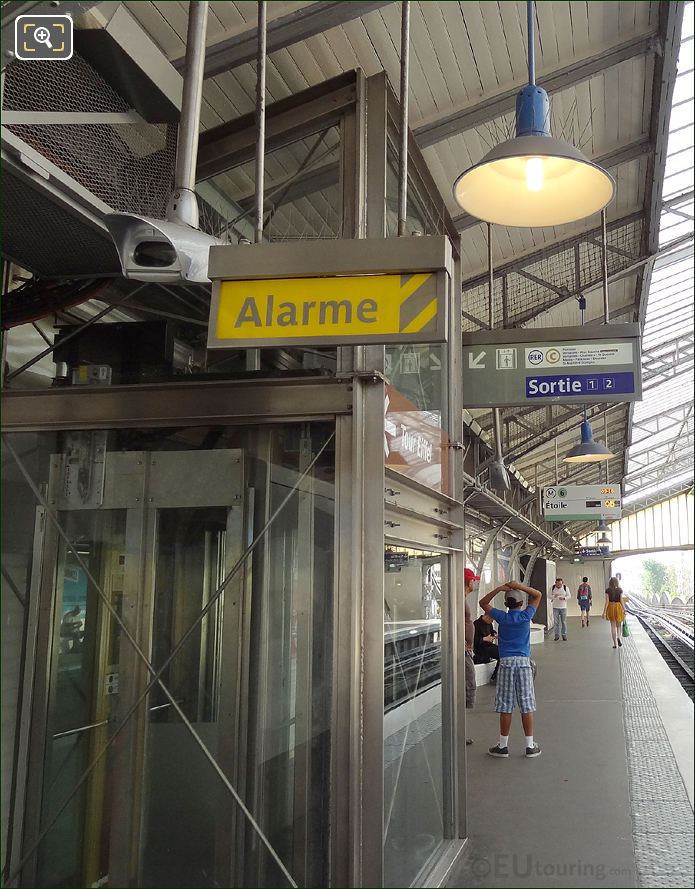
<box><xmin>542</xmin><ymin>484</ymin><xmax>622</xmax><ymax>522</ymax></box>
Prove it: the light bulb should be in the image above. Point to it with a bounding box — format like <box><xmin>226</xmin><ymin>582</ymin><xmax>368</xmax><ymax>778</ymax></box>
<box><xmin>525</xmin><ymin>156</ymin><xmax>544</xmax><ymax>192</ymax></box>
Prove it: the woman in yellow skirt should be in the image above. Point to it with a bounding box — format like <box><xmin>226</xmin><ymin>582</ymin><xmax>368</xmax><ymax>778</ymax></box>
<box><xmin>603</xmin><ymin>577</ymin><xmax>627</xmax><ymax>649</ymax></box>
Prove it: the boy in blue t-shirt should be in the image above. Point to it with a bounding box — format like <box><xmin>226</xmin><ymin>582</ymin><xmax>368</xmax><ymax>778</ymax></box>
<box><xmin>478</xmin><ymin>580</ymin><xmax>543</xmax><ymax>758</ymax></box>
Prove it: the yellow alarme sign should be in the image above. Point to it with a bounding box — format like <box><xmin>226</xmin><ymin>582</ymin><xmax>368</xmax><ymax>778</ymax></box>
<box><xmin>209</xmin><ymin>272</ymin><xmax>445</xmax><ymax>348</ymax></box>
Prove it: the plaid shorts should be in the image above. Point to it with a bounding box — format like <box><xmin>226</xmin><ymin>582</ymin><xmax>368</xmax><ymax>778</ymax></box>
<box><xmin>494</xmin><ymin>656</ymin><xmax>536</xmax><ymax>713</ymax></box>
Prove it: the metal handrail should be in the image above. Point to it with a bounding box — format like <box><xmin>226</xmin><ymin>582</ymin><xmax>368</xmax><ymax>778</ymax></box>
<box><xmin>52</xmin><ymin>720</ymin><xmax>108</xmax><ymax>740</ymax></box>
<box><xmin>51</xmin><ymin>698</ymin><xmax>186</xmax><ymax>739</ymax></box>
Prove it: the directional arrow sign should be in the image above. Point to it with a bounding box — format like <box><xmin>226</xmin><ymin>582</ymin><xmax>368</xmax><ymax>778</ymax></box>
<box><xmin>462</xmin><ymin>325</ymin><xmax>642</xmax><ymax>407</ymax></box>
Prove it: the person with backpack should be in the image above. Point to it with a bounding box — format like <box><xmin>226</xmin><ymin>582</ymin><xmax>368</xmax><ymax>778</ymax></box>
<box><xmin>549</xmin><ymin>577</ymin><xmax>570</xmax><ymax>641</ymax></box>
<box><xmin>577</xmin><ymin>577</ymin><xmax>592</xmax><ymax>627</ymax></box>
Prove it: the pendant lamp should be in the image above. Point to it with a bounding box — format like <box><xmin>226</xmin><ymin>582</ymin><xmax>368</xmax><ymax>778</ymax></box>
<box><xmin>489</xmin><ymin>459</ymin><xmax>511</xmax><ymax>492</ymax></box>
<box><xmin>597</xmin><ymin>520</ymin><xmax>611</xmax><ymax>545</ymax></box>
<box><xmin>453</xmin><ymin>0</ymin><xmax>615</xmax><ymax>227</ymax></box>
<box><xmin>564</xmin><ymin>417</ymin><xmax>613</xmax><ymax>463</ymax></box>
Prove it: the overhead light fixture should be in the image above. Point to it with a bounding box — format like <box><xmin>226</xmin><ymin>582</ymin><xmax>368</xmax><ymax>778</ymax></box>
<box><xmin>489</xmin><ymin>459</ymin><xmax>511</xmax><ymax>492</ymax></box>
<box><xmin>597</xmin><ymin>519</ymin><xmax>610</xmax><ymax>533</ymax></box>
<box><xmin>489</xmin><ymin>408</ymin><xmax>511</xmax><ymax>491</ymax></box>
<box><xmin>597</xmin><ymin>532</ymin><xmax>611</xmax><ymax>545</ymax></box>
<box><xmin>452</xmin><ymin>0</ymin><xmax>615</xmax><ymax>227</ymax></box>
<box><xmin>564</xmin><ymin>418</ymin><xmax>614</xmax><ymax>463</ymax></box>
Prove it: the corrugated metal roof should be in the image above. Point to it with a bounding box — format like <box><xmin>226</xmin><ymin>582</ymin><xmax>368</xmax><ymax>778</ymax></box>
<box><xmin>624</xmin><ymin>4</ymin><xmax>694</xmax><ymax>506</ymax></box>
<box><xmin>3</xmin><ymin>0</ymin><xmax>691</xmax><ymax>535</ymax></box>
<box><xmin>123</xmin><ymin>0</ymin><xmax>661</xmax><ymax>275</ymax></box>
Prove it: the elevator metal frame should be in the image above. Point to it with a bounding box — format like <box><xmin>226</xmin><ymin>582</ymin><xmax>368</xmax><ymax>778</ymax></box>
<box><xmin>2</xmin><ymin>69</ymin><xmax>467</xmax><ymax>889</ymax></box>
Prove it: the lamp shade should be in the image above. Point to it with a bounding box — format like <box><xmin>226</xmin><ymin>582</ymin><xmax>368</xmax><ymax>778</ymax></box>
<box><xmin>489</xmin><ymin>459</ymin><xmax>511</xmax><ymax>492</ymax></box>
<box><xmin>563</xmin><ymin>419</ymin><xmax>614</xmax><ymax>463</ymax></box>
<box><xmin>453</xmin><ymin>135</ymin><xmax>615</xmax><ymax>228</ymax></box>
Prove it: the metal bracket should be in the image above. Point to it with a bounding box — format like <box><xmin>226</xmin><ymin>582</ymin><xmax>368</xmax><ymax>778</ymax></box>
<box><xmin>352</xmin><ymin>370</ymin><xmax>389</xmax><ymax>385</ymax></box>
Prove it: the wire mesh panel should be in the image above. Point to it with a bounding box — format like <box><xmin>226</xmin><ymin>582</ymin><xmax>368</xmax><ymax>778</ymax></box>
<box><xmin>462</xmin><ymin>217</ymin><xmax>645</xmax><ymax>331</ymax></box>
<box><xmin>3</xmin><ymin>173</ymin><xmax>121</xmax><ymax>276</ymax></box>
<box><xmin>3</xmin><ymin>54</ymin><xmax>177</xmax><ymax>219</ymax></box>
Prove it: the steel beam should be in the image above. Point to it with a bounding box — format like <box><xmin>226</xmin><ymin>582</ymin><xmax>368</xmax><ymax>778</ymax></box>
<box><xmin>624</xmin><ymin>1</ymin><xmax>685</xmax><ymax>482</ymax></box>
<box><xmin>622</xmin><ymin>481</ymin><xmax>694</xmax><ymax>514</ymax></box>
<box><xmin>172</xmin><ymin>1</ymin><xmax>394</xmax><ymax>79</ymax></box>
<box><xmin>235</xmin><ymin>160</ymin><xmax>339</xmax><ymax>212</ymax></box>
<box><xmin>76</xmin><ymin>4</ymin><xmax>183</xmax><ymax>123</ymax></box>
<box><xmin>462</xmin><ymin>209</ymin><xmax>644</xmax><ymax>289</ymax></box>
<box><xmin>623</xmin><ymin>455</ymin><xmax>693</xmax><ymax>492</ymax></box>
<box><xmin>415</xmin><ymin>33</ymin><xmax>658</xmax><ymax>148</ymax></box>
<box><xmin>631</xmin><ymin>401</ymin><xmax>694</xmax><ymax>439</ymax></box>
<box><xmin>0</xmin><ymin>377</ymin><xmax>354</xmax><ymax>431</ymax></box>
<box><xmin>196</xmin><ymin>72</ymin><xmax>357</xmax><ymax>180</ymax></box>
<box><xmin>2</xmin><ymin>111</ymin><xmax>145</xmax><ymax>125</ymax></box>
<box><xmin>508</xmin><ymin>404</ymin><xmax>624</xmax><ymax>464</ymax></box>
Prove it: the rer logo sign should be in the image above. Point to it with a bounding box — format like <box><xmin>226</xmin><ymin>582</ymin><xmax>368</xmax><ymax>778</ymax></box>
<box><xmin>462</xmin><ymin>325</ymin><xmax>642</xmax><ymax>408</ymax></box>
<box><xmin>542</xmin><ymin>484</ymin><xmax>622</xmax><ymax>522</ymax></box>
<box><xmin>207</xmin><ymin>236</ymin><xmax>452</xmax><ymax>349</ymax></box>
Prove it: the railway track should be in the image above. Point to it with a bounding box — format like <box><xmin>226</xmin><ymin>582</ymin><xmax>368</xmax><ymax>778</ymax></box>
<box><xmin>384</xmin><ymin>620</ymin><xmax>442</xmax><ymax>711</ymax></box>
<box><xmin>629</xmin><ymin>600</ymin><xmax>694</xmax><ymax>701</ymax></box>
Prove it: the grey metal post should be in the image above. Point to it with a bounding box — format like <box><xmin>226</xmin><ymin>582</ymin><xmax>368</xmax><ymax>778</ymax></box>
<box><xmin>254</xmin><ymin>0</ymin><xmax>267</xmax><ymax>245</ymax></box>
<box><xmin>527</xmin><ymin>0</ymin><xmax>536</xmax><ymax>84</ymax></box>
<box><xmin>604</xmin><ymin>413</ymin><xmax>609</xmax><ymax>484</ymax></box>
<box><xmin>397</xmin><ymin>0</ymin><xmax>410</xmax><ymax>237</ymax></box>
<box><xmin>554</xmin><ymin>438</ymin><xmax>559</xmax><ymax>485</ymax></box>
<box><xmin>246</xmin><ymin>0</ymin><xmax>267</xmax><ymax>372</ymax></box>
<box><xmin>487</xmin><ymin>223</ymin><xmax>494</xmax><ymax>330</ymax></box>
<box><xmin>488</xmin><ymin>222</ymin><xmax>507</xmax><ymax>488</ymax></box>
<box><xmin>493</xmin><ymin>407</ymin><xmax>504</xmax><ymax>466</ymax></box>
<box><xmin>168</xmin><ymin>1</ymin><xmax>208</xmax><ymax>228</ymax></box>
<box><xmin>601</xmin><ymin>208</ymin><xmax>610</xmax><ymax>323</ymax></box>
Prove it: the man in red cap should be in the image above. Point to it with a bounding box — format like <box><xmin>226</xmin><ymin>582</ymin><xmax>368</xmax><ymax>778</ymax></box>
<box><xmin>464</xmin><ymin>567</ymin><xmax>480</xmax><ymax>745</ymax></box>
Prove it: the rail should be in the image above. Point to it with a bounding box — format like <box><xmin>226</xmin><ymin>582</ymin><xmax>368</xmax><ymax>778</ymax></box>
<box><xmin>384</xmin><ymin>620</ymin><xmax>442</xmax><ymax>711</ymax></box>
<box><xmin>627</xmin><ymin>596</ymin><xmax>694</xmax><ymax>697</ymax></box>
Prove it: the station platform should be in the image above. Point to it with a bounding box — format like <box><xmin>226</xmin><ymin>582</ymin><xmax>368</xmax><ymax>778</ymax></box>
<box><xmin>449</xmin><ymin>615</ymin><xmax>694</xmax><ymax>889</ymax></box>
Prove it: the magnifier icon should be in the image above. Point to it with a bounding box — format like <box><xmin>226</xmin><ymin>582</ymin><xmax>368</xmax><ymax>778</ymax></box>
<box><xmin>34</xmin><ymin>26</ymin><xmax>53</xmax><ymax>49</ymax></box>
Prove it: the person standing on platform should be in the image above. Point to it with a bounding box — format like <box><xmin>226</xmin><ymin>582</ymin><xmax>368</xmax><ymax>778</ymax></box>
<box><xmin>550</xmin><ymin>577</ymin><xmax>570</xmax><ymax>641</ymax></box>
<box><xmin>479</xmin><ymin>580</ymin><xmax>542</xmax><ymax>759</ymax></box>
<box><xmin>464</xmin><ymin>568</ymin><xmax>480</xmax><ymax>746</ymax></box>
<box><xmin>603</xmin><ymin>577</ymin><xmax>627</xmax><ymax>649</ymax></box>
<box><xmin>473</xmin><ymin>612</ymin><xmax>499</xmax><ymax>683</ymax></box>
<box><xmin>577</xmin><ymin>576</ymin><xmax>592</xmax><ymax>627</ymax></box>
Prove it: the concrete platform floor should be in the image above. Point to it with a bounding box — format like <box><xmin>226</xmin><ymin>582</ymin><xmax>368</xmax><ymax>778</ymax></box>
<box><xmin>447</xmin><ymin>615</ymin><xmax>694</xmax><ymax>889</ymax></box>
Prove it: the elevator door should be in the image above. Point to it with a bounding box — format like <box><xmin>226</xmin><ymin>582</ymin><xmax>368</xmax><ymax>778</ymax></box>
<box><xmin>29</xmin><ymin>448</ymin><xmax>247</xmax><ymax>889</ymax></box>
<box><xmin>22</xmin><ymin>425</ymin><xmax>335</xmax><ymax>889</ymax></box>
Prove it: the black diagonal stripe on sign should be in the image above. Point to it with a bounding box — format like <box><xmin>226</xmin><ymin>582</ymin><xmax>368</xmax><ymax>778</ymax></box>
<box><xmin>398</xmin><ymin>273</ymin><xmax>436</xmax><ymax>332</ymax></box>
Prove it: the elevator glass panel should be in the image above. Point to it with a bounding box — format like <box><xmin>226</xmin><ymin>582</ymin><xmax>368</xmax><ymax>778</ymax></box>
<box><xmin>9</xmin><ymin>422</ymin><xmax>335</xmax><ymax>889</ymax></box>
<box><xmin>383</xmin><ymin>550</ymin><xmax>447</xmax><ymax>886</ymax></box>
<box><xmin>37</xmin><ymin>511</ymin><xmax>125</xmax><ymax>888</ymax></box>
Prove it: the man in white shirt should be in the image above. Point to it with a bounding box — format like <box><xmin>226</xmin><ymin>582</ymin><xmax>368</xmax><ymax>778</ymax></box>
<box><xmin>550</xmin><ymin>577</ymin><xmax>570</xmax><ymax>641</ymax></box>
